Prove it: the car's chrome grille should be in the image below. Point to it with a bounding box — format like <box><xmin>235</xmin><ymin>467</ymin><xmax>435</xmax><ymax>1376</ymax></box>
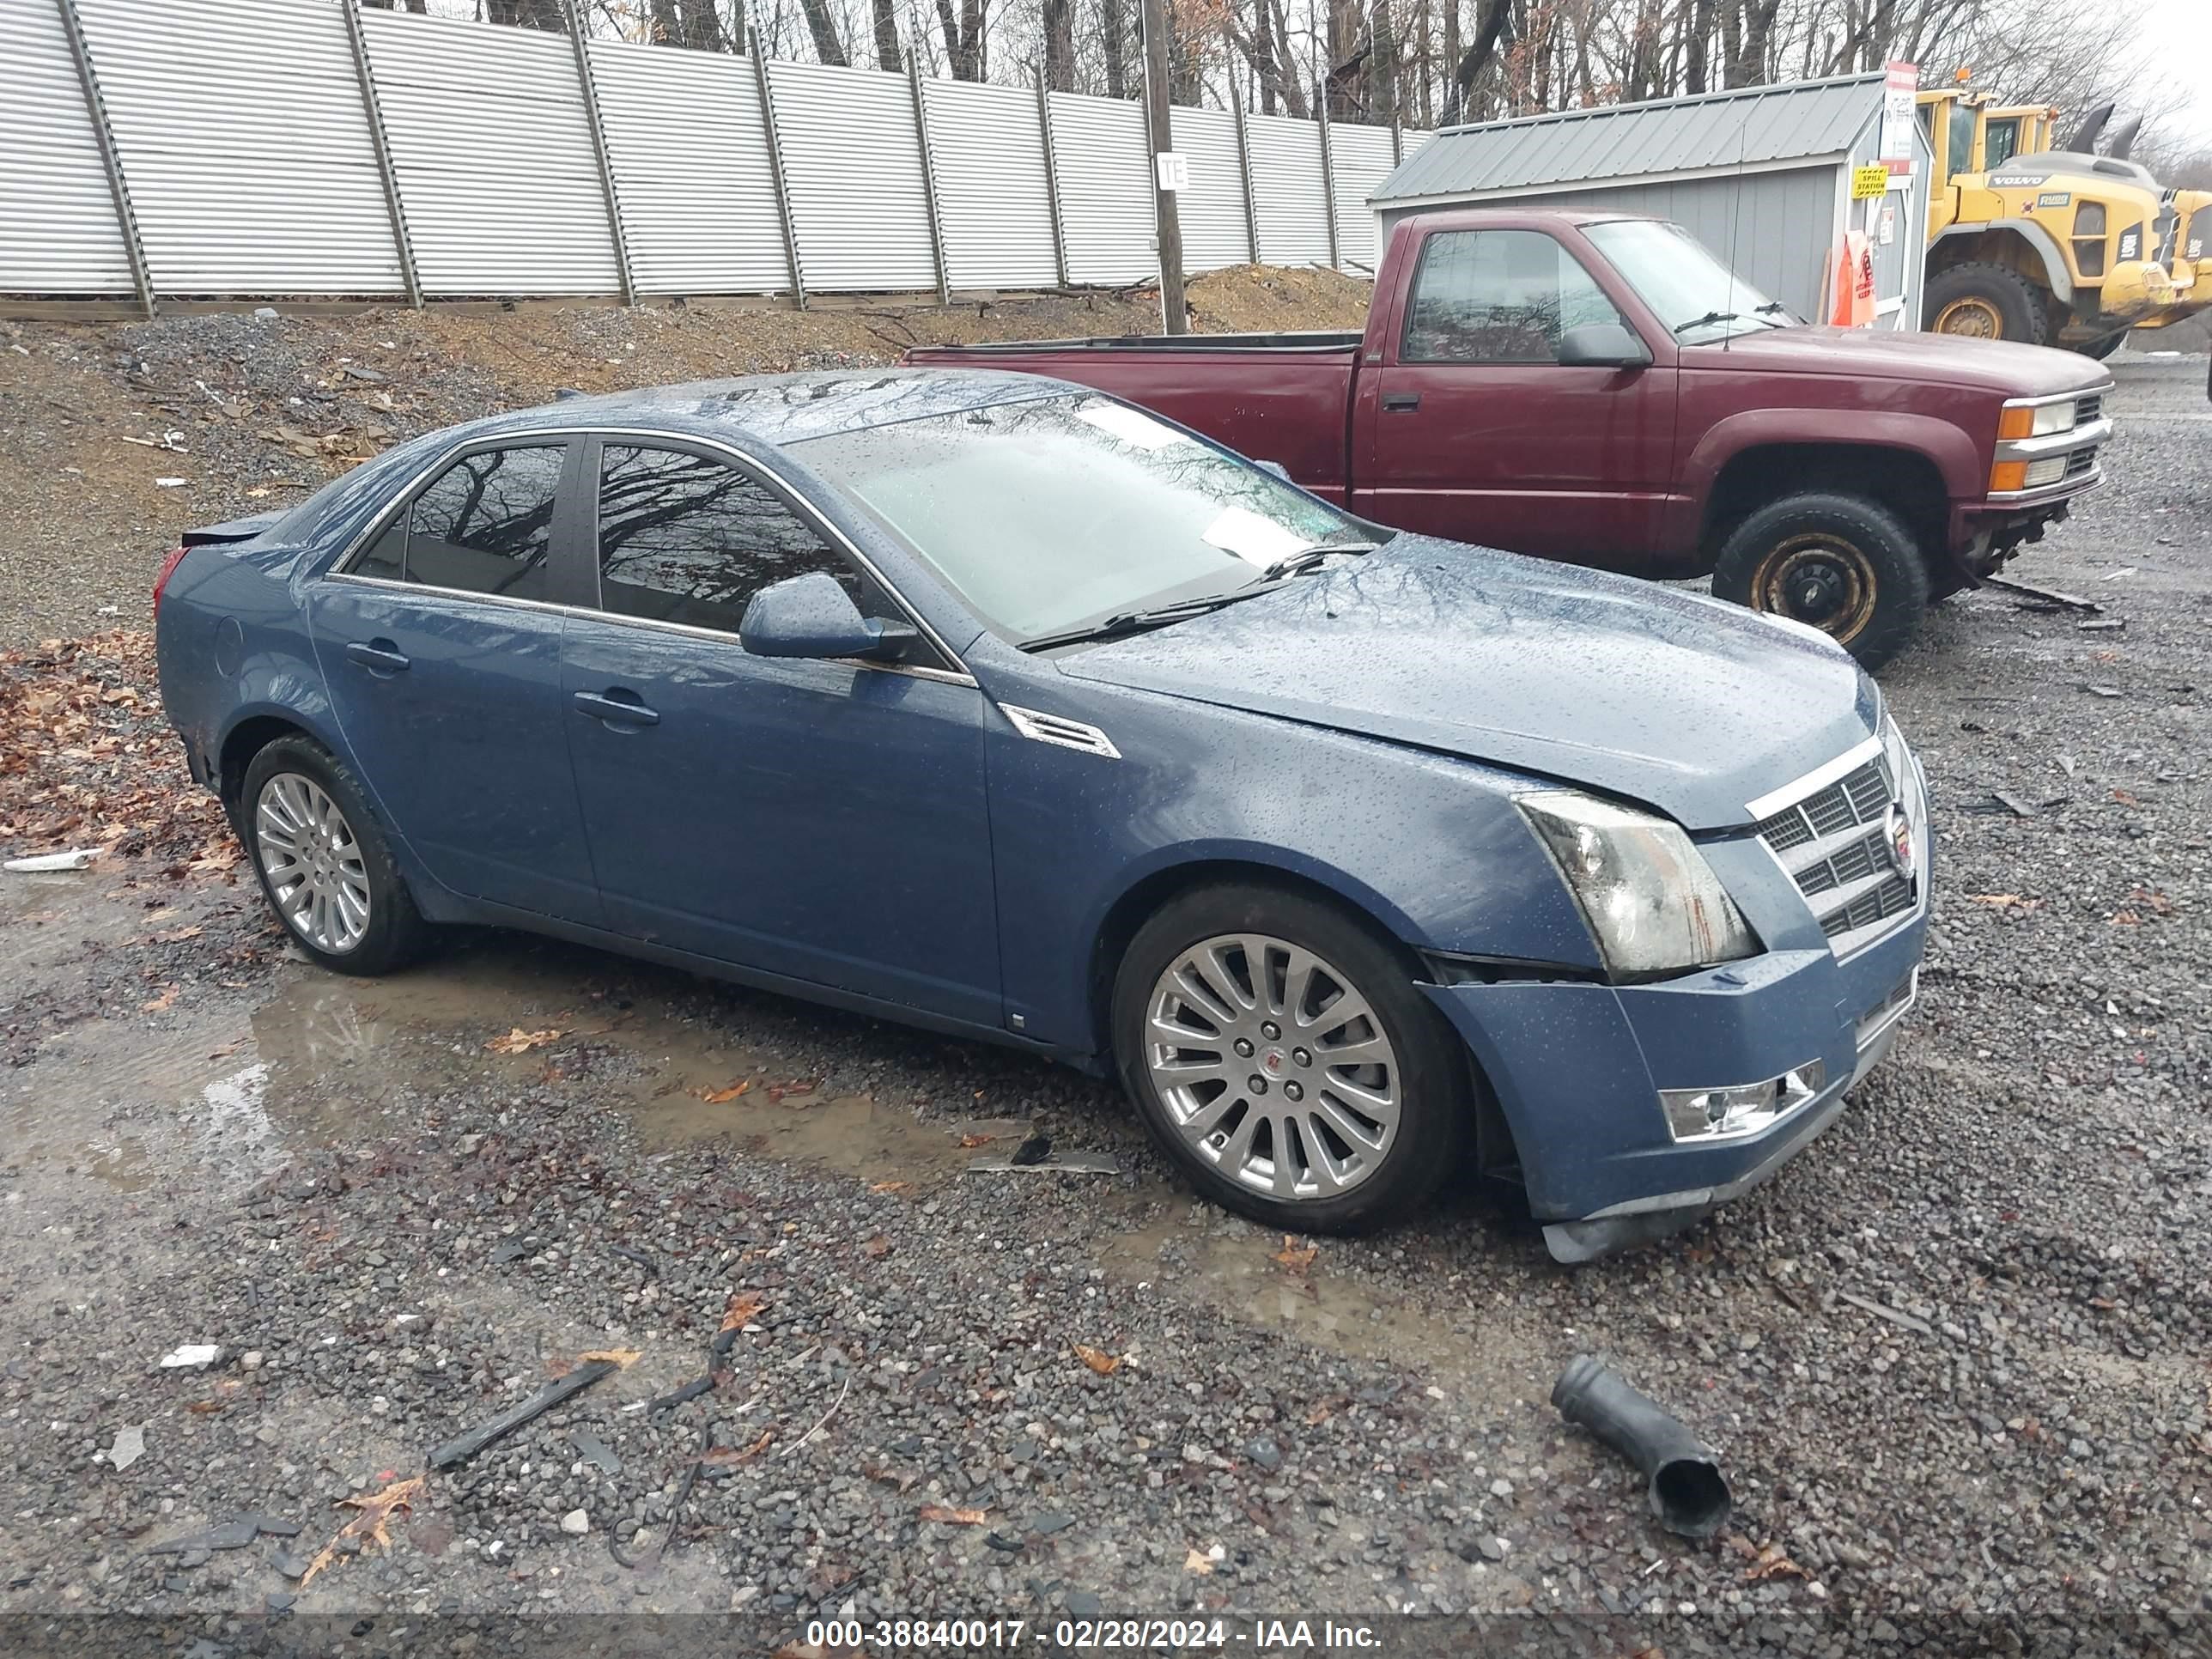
<box><xmin>2065</xmin><ymin>447</ymin><xmax>2095</xmax><ymax>478</ymax></box>
<box><xmin>2075</xmin><ymin>392</ymin><xmax>2103</xmax><ymax>428</ymax></box>
<box><xmin>1753</xmin><ymin>743</ymin><xmax>1924</xmax><ymax>957</ymax></box>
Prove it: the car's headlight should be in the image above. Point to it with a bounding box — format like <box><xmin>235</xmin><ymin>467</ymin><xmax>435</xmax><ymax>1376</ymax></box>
<box><xmin>1519</xmin><ymin>791</ymin><xmax>1759</xmax><ymax>978</ymax></box>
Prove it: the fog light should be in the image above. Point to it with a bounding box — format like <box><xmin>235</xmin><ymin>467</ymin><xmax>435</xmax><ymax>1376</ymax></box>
<box><xmin>1660</xmin><ymin>1060</ymin><xmax>1826</xmax><ymax>1142</ymax></box>
<box><xmin>2022</xmin><ymin>456</ymin><xmax>2067</xmax><ymax>489</ymax></box>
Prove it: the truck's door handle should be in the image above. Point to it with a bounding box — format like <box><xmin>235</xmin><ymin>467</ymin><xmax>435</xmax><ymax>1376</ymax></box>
<box><xmin>1382</xmin><ymin>392</ymin><xmax>1421</xmax><ymax>412</ymax></box>
<box><xmin>573</xmin><ymin>689</ymin><xmax>659</xmax><ymax>728</ymax></box>
<box><xmin>343</xmin><ymin>638</ymin><xmax>410</xmax><ymax>675</ymax></box>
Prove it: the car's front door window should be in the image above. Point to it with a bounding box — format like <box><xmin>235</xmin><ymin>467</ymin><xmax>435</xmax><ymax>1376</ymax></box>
<box><xmin>593</xmin><ymin>443</ymin><xmax>893</xmax><ymax>636</ymax></box>
<box><xmin>356</xmin><ymin>444</ymin><xmax>564</xmax><ymax>603</ymax></box>
<box><xmin>1401</xmin><ymin>229</ymin><xmax>1624</xmax><ymax>364</ymax></box>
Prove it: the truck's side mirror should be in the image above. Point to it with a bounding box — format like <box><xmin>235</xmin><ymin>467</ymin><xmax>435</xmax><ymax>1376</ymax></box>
<box><xmin>1558</xmin><ymin>324</ymin><xmax>1653</xmax><ymax>369</ymax></box>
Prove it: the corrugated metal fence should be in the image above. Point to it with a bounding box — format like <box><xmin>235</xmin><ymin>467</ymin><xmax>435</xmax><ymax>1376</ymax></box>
<box><xmin>2</xmin><ymin>0</ymin><xmax>1415</xmax><ymax>310</ymax></box>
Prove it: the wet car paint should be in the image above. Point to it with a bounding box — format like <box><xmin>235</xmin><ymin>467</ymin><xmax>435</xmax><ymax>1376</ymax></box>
<box><xmin>155</xmin><ymin>368</ymin><xmax>1928</xmax><ymax>1237</ymax></box>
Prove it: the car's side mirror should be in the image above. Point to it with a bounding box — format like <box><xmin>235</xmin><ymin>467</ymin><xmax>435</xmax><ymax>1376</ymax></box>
<box><xmin>738</xmin><ymin>570</ymin><xmax>917</xmax><ymax>662</ymax></box>
<box><xmin>1557</xmin><ymin>323</ymin><xmax>1653</xmax><ymax>369</ymax></box>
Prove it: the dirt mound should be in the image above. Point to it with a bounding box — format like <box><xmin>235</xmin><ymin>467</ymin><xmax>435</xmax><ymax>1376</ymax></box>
<box><xmin>0</xmin><ymin>267</ymin><xmax>1372</xmax><ymax>647</ymax></box>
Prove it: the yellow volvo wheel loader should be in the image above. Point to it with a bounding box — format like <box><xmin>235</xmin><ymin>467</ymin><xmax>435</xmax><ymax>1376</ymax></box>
<box><xmin>1918</xmin><ymin>89</ymin><xmax>2209</xmax><ymax>357</ymax></box>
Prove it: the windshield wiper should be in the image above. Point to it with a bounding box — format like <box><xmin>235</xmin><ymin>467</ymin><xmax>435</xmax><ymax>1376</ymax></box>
<box><xmin>1019</xmin><ymin>590</ymin><xmax>1268</xmax><ymax>653</ymax></box>
<box><xmin>1672</xmin><ymin>308</ymin><xmax>1787</xmax><ymax>336</ymax></box>
<box><xmin>1257</xmin><ymin>538</ymin><xmax>1379</xmax><ymax>581</ymax></box>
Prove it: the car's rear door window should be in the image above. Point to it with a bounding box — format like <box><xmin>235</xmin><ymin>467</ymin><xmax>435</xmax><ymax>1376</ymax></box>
<box><xmin>356</xmin><ymin>444</ymin><xmax>564</xmax><ymax>603</ymax></box>
<box><xmin>592</xmin><ymin>443</ymin><xmax>888</xmax><ymax>635</ymax></box>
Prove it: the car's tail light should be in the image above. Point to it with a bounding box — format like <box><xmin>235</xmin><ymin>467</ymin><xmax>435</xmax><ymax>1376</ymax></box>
<box><xmin>152</xmin><ymin>544</ymin><xmax>190</xmax><ymax>619</ymax></box>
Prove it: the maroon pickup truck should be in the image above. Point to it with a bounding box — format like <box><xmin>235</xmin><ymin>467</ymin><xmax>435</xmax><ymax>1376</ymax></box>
<box><xmin>909</xmin><ymin>208</ymin><xmax>2113</xmax><ymax>667</ymax></box>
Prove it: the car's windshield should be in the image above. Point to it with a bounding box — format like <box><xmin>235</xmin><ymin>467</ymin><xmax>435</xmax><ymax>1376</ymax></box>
<box><xmin>1583</xmin><ymin>219</ymin><xmax>1799</xmax><ymax>343</ymax></box>
<box><xmin>794</xmin><ymin>392</ymin><xmax>1370</xmax><ymax>644</ymax></box>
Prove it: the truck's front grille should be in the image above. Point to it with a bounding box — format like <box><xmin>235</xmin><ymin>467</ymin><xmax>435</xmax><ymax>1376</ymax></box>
<box><xmin>1753</xmin><ymin>740</ymin><xmax>1924</xmax><ymax>957</ymax></box>
<box><xmin>2065</xmin><ymin>447</ymin><xmax>2096</xmax><ymax>478</ymax></box>
<box><xmin>2075</xmin><ymin>392</ymin><xmax>2103</xmax><ymax>428</ymax></box>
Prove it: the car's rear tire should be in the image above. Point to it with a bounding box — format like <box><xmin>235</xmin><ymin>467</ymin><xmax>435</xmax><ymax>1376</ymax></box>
<box><xmin>1923</xmin><ymin>262</ymin><xmax>2050</xmax><ymax>345</ymax></box>
<box><xmin>1711</xmin><ymin>491</ymin><xmax>1929</xmax><ymax>671</ymax></box>
<box><xmin>1111</xmin><ymin>883</ymin><xmax>1468</xmax><ymax>1234</ymax></box>
<box><xmin>241</xmin><ymin>735</ymin><xmax>427</xmax><ymax>977</ymax></box>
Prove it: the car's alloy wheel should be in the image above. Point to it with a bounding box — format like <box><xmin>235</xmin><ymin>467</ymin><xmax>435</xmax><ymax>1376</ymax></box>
<box><xmin>255</xmin><ymin>771</ymin><xmax>373</xmax><ymax>954</ymax></box>
<box><xmin>1145</xmin><ymin>933</ymin><xmax>1402</xmax><ymax>1201</ymax></box>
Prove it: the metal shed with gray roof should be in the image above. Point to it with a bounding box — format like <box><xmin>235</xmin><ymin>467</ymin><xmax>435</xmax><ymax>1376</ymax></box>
<box><xmin>1369</xmin><ymin>72</ymin><xmax>1933</xmax><ymax>328</ymax></box>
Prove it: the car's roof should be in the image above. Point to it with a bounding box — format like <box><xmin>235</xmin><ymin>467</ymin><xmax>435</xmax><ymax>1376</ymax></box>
<box><xmin>441</xmin><ymin>366</ymin><xmax>1073</xmax><ymax>451</ymax></box>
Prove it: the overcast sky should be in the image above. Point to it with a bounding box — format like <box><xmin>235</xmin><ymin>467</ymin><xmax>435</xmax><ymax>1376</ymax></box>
<box><xmin>2145</xmin><ymin>0</ymin><xmax>2212</xmax><ymax>145</ymax></box>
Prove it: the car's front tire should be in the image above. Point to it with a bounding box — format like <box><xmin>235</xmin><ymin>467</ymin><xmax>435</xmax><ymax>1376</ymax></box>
<box><xmin>1112</xmin><ymin>883</ymin><xmax>1468</xmax><ymax>1234</ymax></box>
<box><xmin>1711</xmin><ymin>491</ymin><xmax>1929</xmax><ymax>671</ymax></box>
<box><xmin>241</xmin><ymin>735</ymin><xmax>427</xmax><ymax>976</ymax></box>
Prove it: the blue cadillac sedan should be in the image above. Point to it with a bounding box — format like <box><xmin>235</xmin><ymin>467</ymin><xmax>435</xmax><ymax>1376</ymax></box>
<box><xmin>155</xmin><ymin>369</ymin><xmax>1928</xmax><ymax>1258</ymax></box>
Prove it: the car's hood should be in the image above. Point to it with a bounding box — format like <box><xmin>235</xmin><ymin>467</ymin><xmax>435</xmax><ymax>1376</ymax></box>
<box><xmin>1053</xmin><ymin>538</ymin><xmax>1878</xmax><ymax>830</ymax></box>
<box><xmin>1686</xmin><ymin>325</ymin><xmax>2106</xmax><ymax>397</ymax></box>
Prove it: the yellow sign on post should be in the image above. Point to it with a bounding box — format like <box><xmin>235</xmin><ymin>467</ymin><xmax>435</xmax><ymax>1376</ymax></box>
<box><xmin>1851</xmin><ymin>165</ymin><xmax>1891</xmax><ymax>200</ymax></box>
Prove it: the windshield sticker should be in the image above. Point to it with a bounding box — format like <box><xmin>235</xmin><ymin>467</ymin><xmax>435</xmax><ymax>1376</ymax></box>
<box><xmin>1201</xmin><ymin>505</ymin><xmax>1310</xmax><ymax>568</ymax></box>
<box><xmin>1075</xmin><ymin>402</ymin><xmax>1194</xmax><ymax>451</ymax></box>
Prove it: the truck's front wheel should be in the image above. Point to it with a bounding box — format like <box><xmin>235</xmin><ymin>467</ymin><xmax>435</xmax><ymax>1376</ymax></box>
<box><xmin>1712</xmin><ymin>493</ymin><xmax>1929</xmax><ymax>671</ymax></box>
<box><xmin>1923</xmin><ymin>263</ymin><xmax>2051</xmax><ymax>345</ymax></box>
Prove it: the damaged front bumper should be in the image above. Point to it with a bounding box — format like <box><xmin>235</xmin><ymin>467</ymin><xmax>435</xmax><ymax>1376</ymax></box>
<box><xmin>1421</xmin><ymin>905</ymin><xmax>1927</xmax><ymax>1264</ymax></box>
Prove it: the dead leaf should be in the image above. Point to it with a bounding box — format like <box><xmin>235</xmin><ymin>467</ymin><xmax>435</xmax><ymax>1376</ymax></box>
<box><xmin>1273</xmin><ymin>1234</ymin><xmax>1318</xmax><ymax>1273</ymax></box>
<box><xmin>1072</xmin><ymin>1343</ymin><xmax>1121</xmax><ymax>1376</ymax></box>
<box><xmin>2110</xmin><ymin>910</ymin><xmax>2141</xmax><ymax>926</ymax></box>
<box><xmin>863</xmin><ymin>1235</ymin><xmax>891</xmax><ymax>1258</ymax></box>
<box><xmin>1966</xmin><ymin>893</ymin><xmax>2040</xmax><ymax>912</ymax></box>
<box><xmin>864</xmin><ymin>1462</ymin><xmax>920</xmax><ymax>1492</ymax></box>
<box><xmin>1744</xmin><ymin>1541</ymin><xmax>1808</xmax><ymax>1581</ymax></box>
<box><xmin>918</xmin><ymin>1503</ymin><xmax>989</xmax><ymax>1526</ymax></box>
<box><xmin>485</xmin><ymin>1027</ymin><xmax>562</xmax><ymax>1054</ymax></box>
<box><xmin>695</xmin><ymin>1079</ymin><xmax>753</xmax><ymax>1103</ymax></box>
<box><xmin>720</xmin><ymin>1291</ymin><xmax>768</xmax><ymax>1333</ymax></box>
<box><xmin>576</xmin><ymin>1348</ymin><xmax>641</xmax><ymax>1369</ymax></box>
<box><xmin>140</xmin><ymin>984</ymin><xmax>179</xmax><ymax>1013</ymax></box>
<box><xmin>298</xmin><ymin>1474</ymin><xmax>423</xmax><ymax>1587</ymax></box>
<box><xmin>701</xmin><ymin>1429</ymin><xmax>774</xmax><ymax>1466</ymax></box>
<box><xmin>868</xmin><ymin>1181</ymin><xmax>913</xmax><ymax>1195</ymax></box>
<box><xmin>1303</xmin><ymin>1395</ymin><xmax>1348</xmax><ymax>1427</ymax></box>
<box><xmin>1184</xmin><ymin>1547</ymin><xmax>1214</xmax><ymax>1574</ymax></box>
<box><xmin>957</xmin><ymin>1133</ymin><xmax>992</xmax><ymax>1148</ymax></box>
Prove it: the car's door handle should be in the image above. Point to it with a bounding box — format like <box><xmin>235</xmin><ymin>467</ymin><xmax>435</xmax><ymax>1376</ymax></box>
<box><xmin>573</xmin><ymin>689</ymin><xmax>660</xmax><ymax>728</ymax></box>
<box><xmin>1381</xmin><ymin>392</ymin><xmax>1421</xmax><ymax>412</ymax></box>
<box><xmin>344</xmin><ymin>638</ymin><xmax>410</xmax><ymax>675</ymax></box>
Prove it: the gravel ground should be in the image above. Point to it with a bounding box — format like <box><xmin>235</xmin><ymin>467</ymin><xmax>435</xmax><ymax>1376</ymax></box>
<box><xmin>0</xmin><ymin>352</ymin><xmax>2207</xmax><ymax>1658</ymax></box>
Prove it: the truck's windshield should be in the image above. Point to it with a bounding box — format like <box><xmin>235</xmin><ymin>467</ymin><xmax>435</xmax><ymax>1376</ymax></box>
<box><xmin>797</xmin><ymin>392</ymin><xmax>1370</xmax><ymax>645</ymax></box>
<box><xmin>1583</xmin><ymin>219</ymin><xmax>1799</xmax><ymax>343</ymax></box>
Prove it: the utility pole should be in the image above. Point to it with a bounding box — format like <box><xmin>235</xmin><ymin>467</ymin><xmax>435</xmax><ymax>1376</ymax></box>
<box><xmin>1138</xmin><ymin>0</ymin><xmax>1188</xmax><ymax>333</ymax></box>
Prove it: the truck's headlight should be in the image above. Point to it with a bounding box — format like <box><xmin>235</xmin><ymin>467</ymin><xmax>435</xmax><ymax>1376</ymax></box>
<box><xmin>1519</xmin><ymin>791</ymin><xmax>1759</xmax><ymax>978</ymax></box>
<box><xmin>1996</xmin><ymin>399</ymin><xmax>2075</xmax><ymax>439</ymax></box>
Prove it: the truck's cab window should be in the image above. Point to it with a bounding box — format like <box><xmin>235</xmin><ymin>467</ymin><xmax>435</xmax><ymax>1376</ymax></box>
<box><xmin>1983</xmin><ymin>118</ymin><xmax>2019</xmax><ymax>169</ymax></box>
<box><xmin>1401</xmin><ymin>230</ymin><xmax>1624</xmax><ymax>364</ymax></box>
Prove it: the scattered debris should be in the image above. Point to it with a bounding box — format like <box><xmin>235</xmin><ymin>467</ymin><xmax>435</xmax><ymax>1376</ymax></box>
<box><xmin>701</xmin><ymin>1429</ymin><xmax>774</xmax><ymax>1468</ymax></box>
<box><xmin>145</xmin><ymin>1514</ymin><xmax>295</xmax><ymax>1554</ymax></box>
<box><xmin>695</xmin><ymin>1079</ymin><xmax>751</xmax><ymax>1103</ymax></box>
<box><xmin>107</xmin><ymin>1425</ymin><xmax>145</xmax><ymax>1473</ymax></box>
<box><xmin>1008</xmin><ymin>1132</ymin><xmax>1054</xmax><ymax>1166</ymax></box>
<box><xmin>918</xmin><ymin>1504</ymin><xmax>989</xmax><ymax>1526</ymax></box>
<box><xmin>1073</xmin><ymin>1342</ymin><xmax>1121</xmax><ymax>1376</ymax></box>
<box><xmin>5</xmin><ymin>848</ymin><xmax>102</xmax><ymax>872</ymax></box>
<box><xmin>298</xmin><ymin>1475</ymin><xmax>423</xmax><ymax>1587</ymax></box>
<box><xmin>571</xmin><ymin>1432</ymin><xmax>622</xmax><ymax>1476</ymax></box>
<box><xmin>648</xmin><ymin>1375</ymin><xmax>717</xmax><ymax>1413</ymax></box>
<box><xmin>2084</xmin><ymin>684</ymin><xmax>2124</xmax><ymax>698</ymax></box>
<box><xmin>780</xmin><ymin>1372</ymin><xmax>852</xmax><ymax>1457</ymax></box>
<box><xmin>965</xmin><ymin>1149</ymin><xmax>1119</xmax><ymax>1175</ymax></box>
<box><xmin>1991</xmin><ymin>790</ymin><xmax>2037</xmax><ymax>818</ymax></box>
<box><xmin>1551</xmin><ymin>1355</ymin><xmax>1732</xmax><ymax>1539</ymax></box>
<box><xmin>428</xmin><ymin>1360</ymin><xmax>623</xmax><ymax>1470</ymax></box>
<box><xmin>1837</xmin><ymin>1290</ymin><xmax>1935</xmax><ymax>1337</ymax></box>
<box><xmin>1984</xmin><ymin>574</ymin><xmax>2102</xmax><ymax>612</ymax></box>
<box><xmin>720</xmin><ymin>1291</ymin><xmax>768</xmax><ymax>1332</ymax></box>
<box><xmin>559</xmin><ymin>1508</ymin><xmax>590</xmax><ymax>1536</ymax></box>
<box><xmin>157</xmin><ymin>1344</ymin><xmax>223</xmax><ymax>1370</ymax></box>
<box><xmin>154</xmin><ymin>477</ymin><xmax>189</xmax><ymax>489</ymax></box>
<box><xmin>1184</xmin><ymin>1547</ymin><xmax>1215</xmax><ymax>1575</ymax></box>
<box><xmin>2098</xmin><ymin>567</ymin><xmax>2136</xmax><ymax>581</ymax></box>
<box><xmin>1727</xmin><ymin>1534</ymin><xmax>1809</xmax><ymax>1581</ymax></box>
<box><xmin>607</xmin><ymin>1243</ymin><xmax>657</xmax><ymax>1275</ymax></box>
<box><xmin>485</xmin><ymin>1027</ymin><xmax>564</xmax><ymax>1054</ymax></box>
<box><xmin>2078</xmin><ymin>618</ymin><xmax>2126</xmax><ymax>632</ymax></box>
